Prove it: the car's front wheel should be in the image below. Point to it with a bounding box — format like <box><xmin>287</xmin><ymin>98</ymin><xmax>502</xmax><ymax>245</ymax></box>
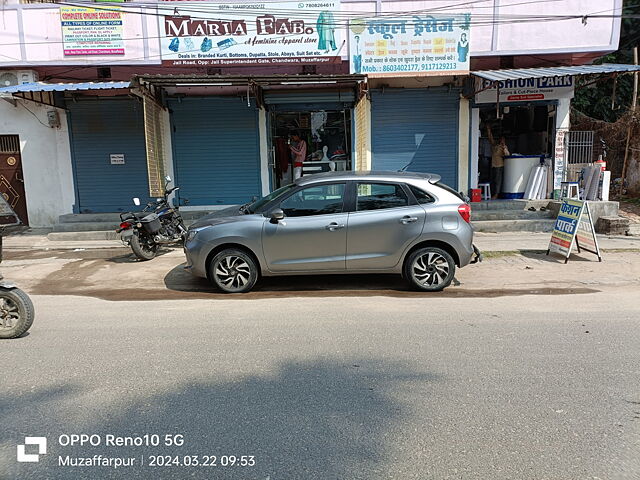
<box><xmin>209</xmin><ymin>249</ymin><xmax>259</xmax><ymax>293</ymax></box>
<box><xmin>404</xmin><ymin>247</ymin><xmax>455</xmax><ymax>292</ymax></box>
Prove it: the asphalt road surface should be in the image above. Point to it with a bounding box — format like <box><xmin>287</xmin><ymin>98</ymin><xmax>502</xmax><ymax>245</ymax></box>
<box><xmin>2</xmin><ymin>289</ymin><xmax>639</xmax><ymax>480</ymax></box>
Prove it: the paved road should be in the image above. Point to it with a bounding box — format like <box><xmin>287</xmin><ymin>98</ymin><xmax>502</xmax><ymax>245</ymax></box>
<box><xmin>1</xmin><ymin>291</ymin><xmax>639</xmax><ymax>480</ymax></box>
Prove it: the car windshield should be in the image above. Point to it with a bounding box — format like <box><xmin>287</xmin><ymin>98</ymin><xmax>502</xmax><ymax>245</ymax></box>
<box><xmin>246</xmin><ymin>184</ymin><xmax>296</xmax><ymax>213</ymax></box>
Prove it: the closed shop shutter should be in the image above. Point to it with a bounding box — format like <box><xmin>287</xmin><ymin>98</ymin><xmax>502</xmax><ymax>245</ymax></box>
<box><xmin>169</xmin><ymin>97</ymin><xmax>261</xmax><ymax>206</ymax></box>
<box><xmin>371</xmin><ymin>88</ymin><xmax>460</xmax><ymax>189</ymax></box>
<box><xmin>68</xmin><ymin>98</ymin><xmax>149</xmax><ymax>213</ymax></box>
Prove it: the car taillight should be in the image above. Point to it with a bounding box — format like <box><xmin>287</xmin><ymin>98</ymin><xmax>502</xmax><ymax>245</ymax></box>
<box><xmin>119</xmin><ymin>221</ymin><xmax>132</xmax><ymax>229</ymax></box>
<box><xmin>458</xmin><ymin>204</ymin><xmax>471</xmax><ymax>223</ymax></box>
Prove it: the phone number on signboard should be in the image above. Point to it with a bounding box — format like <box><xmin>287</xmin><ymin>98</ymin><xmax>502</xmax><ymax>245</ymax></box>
<box><xmin>362</xmin><ymin>63</ymin><xmax>458</xmax><ymax>73</ymax></box>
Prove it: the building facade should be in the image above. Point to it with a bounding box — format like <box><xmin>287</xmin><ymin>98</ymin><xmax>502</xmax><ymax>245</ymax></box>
<box><xmin>0</xmin><ymin>0</ymin><xmax>624</xmax><ymax>226</ymax></box>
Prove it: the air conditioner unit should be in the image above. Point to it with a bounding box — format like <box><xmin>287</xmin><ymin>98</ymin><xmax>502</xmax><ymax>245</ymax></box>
<box><xmin>0</xmin><ymin>70</ymin><xmax>39</xmax><ymax>87</ymax></box>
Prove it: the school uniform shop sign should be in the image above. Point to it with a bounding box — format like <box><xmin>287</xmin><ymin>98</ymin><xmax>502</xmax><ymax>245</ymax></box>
<box><xmin>349</xmin><ymin>14</ymin><xmax>471</xmax><ymax>77</ymax></box>
<box><xmin>159</xmin><ymin>1</ymin><xmax>341</xmax><ymax>67</ymax></box>
<box><xmin>475</xmin><ymin>76</ymin><xmax>574</xmax><ymax>104</ymax></box>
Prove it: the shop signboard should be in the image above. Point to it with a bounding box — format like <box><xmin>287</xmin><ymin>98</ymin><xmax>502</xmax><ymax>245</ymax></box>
<box><xmin>553</xmin><ymin>128</ymin><xmax>567</xmax><ymax>192</ymax></box>
<box><xmin>158</xmin><ymin>2</ymin><xmax>342</xmax><ymax>67</ymax></box>
<box><xmin>60</xmin><ymin>6</ymin><xmax>125</xmax><ymax>56</ymax></box>
<box><xmin>547</xmin><ymin>199</ymin><xmax>601</xmax><ymax>263</ymax></box>
<box><xmin>348</xmin><ymin>14</ymin><xmax>471</xmax><ymax>77</ymax></box>
<box><xmin>475</xmin><ymin>76</ymin><xmax>574</xmax><ymax>104</ymax></box>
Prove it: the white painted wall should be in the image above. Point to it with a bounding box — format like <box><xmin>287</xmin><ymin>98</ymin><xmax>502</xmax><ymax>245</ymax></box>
<box><xmin>0</xmin><ymin>99</ymin><xmax>74</xmax><ymax>226</ymax></box>
<box><xmin>458</xmin><ymin>97</ymin><xmax>470</xmax><ymax>193</ymax></box>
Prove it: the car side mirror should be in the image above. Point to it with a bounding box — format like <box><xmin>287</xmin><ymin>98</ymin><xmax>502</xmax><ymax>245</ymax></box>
<box><xmin>268</xmin><ymin>208</ymin><xmax>285</xmax><ymax>223</ymax></box>
<box><xmin>133</xmin><ymin>197</ymin><xmax>141</xmax><ymax>206</ymax></box>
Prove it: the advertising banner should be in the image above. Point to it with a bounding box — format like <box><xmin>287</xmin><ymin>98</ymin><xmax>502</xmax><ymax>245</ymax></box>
<box><xmin>159</xmin><ymin>2</ymin><xmax>342</xmax><ymax>67</ymax></box>
<box><xmin>60</xmin><ymin>6</ymin><xmax>125</xmax><ymax>56</ymax></box>
<box><xmin>475</xmin><ymin>76</ymin><xmax>574</xmax><ymax>104</ymax></box>
<box><xmin>348</xmin><ymin>14</ymin><xmax>470</xmax><ymax>77</ymax></box>
<box><xmin>548</xmin><ymin>199</ymin><xmax>601</xmax><ymax>262</ymax></box>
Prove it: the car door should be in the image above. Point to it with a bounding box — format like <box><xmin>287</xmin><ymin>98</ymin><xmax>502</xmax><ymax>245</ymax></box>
<box><xmin>346</xmin><ymin>182</ymin><xmax>426</xmax><ymax>270</ymax></box>
<box><xmin>262</xmin><ymin>182</ymin><xmax>347</xmax><ymax>272</ymax></box>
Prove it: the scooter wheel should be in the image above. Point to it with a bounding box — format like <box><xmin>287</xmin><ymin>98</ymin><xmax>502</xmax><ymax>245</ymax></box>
<box><xmin>0</xmin><ymin>288</ymin><xmax>35</xmax><ymax>339</ymax></box>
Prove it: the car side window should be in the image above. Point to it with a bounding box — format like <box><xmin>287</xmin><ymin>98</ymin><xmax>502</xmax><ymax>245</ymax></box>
<box><xmin>279</xmin><ymin>183</ymin><xmax>345</xmax><ymax>217</ymax></box>
<box><xmin>356</xmin><ymin>183</ymin><xmax>409</xmax><ymax>211</ymax></box>
<box><xmin>408</xmin><ymin>185</ymin><xmax>436</xmax><ymax>204</ymax></box>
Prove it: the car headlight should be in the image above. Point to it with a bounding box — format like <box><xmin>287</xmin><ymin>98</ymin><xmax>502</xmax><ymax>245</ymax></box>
<box><xmin>186</xmin><ymin>228</ymin><xmax>201</xmax><ymax>242</ymax></box>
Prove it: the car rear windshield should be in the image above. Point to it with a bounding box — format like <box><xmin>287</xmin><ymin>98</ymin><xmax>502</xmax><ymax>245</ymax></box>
<box><xmin>435</xmin><ymin>182</ymin><xmax>465</xmax><ymax>202</ymax></box>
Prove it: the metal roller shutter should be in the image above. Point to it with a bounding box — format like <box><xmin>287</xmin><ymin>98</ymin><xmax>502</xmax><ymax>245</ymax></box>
<box><xmin>371</xmin><ymin>88</ymin><xmax>460</xmax><ymax>189</ymax></box>
<box><xmin>169</xmin><ymin>97</ymin><xmax>261</xmax><ymax>206</ymax></box>
<box><xmin>68</xmin><ymin>98</ymin><xmax>149</xmax><ymax>213</ymax></box>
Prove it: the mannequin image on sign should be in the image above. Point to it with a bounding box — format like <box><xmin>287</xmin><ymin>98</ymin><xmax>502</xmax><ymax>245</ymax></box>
<box><xmin>289</xmin><ymin>131</ymin><xmax>307</xmax><ymax>180</ymax></box>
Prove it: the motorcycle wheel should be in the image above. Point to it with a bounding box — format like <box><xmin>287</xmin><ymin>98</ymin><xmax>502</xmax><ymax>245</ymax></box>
<box><xmin>130</xmin><ymin>233</ymin><xmax>158</xmax><ymax>261</ymax></box>
<box><xmin>0</xmin><ymin>288</ymin><xmax>35</xmax><ymax>339</ymax></box>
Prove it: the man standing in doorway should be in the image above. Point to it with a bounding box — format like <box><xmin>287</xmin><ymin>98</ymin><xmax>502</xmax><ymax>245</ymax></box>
<box><xmin>289</xmin><ymin>131</ymin><xmax>307</xmax><ymax>180</ymax></box>
<box><xmin>487</xmin><ymin>126</ymin><xmax>509</xmax><ymax>199</ymax></box>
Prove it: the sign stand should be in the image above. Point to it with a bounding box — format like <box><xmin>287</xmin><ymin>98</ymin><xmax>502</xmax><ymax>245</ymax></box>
<box><xmin>547</xmin><ymin>199</ymin><xmax>602</xmax><ymax>263</ymax></box>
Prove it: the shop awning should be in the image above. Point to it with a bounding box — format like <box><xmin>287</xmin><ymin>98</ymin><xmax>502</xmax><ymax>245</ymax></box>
<box><xmin>472</xmin><ymin>63</ymin><xmax>640</xmax><ymax>82</ymax></box>
<box><xmin>0</xmin><ymin>81</ymin><xmax>131</xmax><ymax>94</ymax></box>
<box><xmin>0</xmin><ymin>81</ymin><xmax>132</xmax><ymax>107</ymax></box>
<box><xmin>133</xmin><ymin>74</ymin><xmax>367</xmax><ymax>108</ymax></box>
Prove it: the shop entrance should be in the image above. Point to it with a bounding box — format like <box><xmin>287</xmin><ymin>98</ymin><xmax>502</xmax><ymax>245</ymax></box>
<box><xmin>0</xmin><ymin>135</ymin><xmax>28</xmax><ymax>225</ymax></box>
<box><xmin>478</xmin><ymin>103</ymin><xmax>556</xmax><ymax>198</ymax></box>
<box><xmin>269</xmin><ymin>109</ymin><xmax>352</xmax><ymax>189</ymax></box>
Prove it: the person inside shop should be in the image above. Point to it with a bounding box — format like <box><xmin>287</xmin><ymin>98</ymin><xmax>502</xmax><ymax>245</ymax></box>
<box><xmin>486</xmin><ymin>126</ymin><xmax>509</xmax><ymax>199</ymax></box>
<box><xmin>289</xmin><ymin>131</ymin><xmax>307</xmax><ymax>180</ymax></box>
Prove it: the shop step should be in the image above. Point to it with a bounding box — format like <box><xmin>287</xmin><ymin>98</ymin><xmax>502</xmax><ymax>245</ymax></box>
<box><xmin>47</xmin><ymin>231</ymin><xmax>121</xmax><ymax>241</ymax></box>
<box><xmin>471</xmin><ymin>200</ymin><xmax>555</xmax><ymax>211</ymax></box>
<box><xmin>472</xmin><ymin>219</ymin><xmax>557</xmax><ymax>233</ymax></box>
<box><xmin>472</xmin><ymin>210</ymin><xmax>555</xmax><ymax>221</ymax></box>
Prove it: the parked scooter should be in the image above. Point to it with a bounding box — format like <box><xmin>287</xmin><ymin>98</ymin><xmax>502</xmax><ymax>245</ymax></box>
<box><xmin>0</xmin><ymin>198</ymin><xmax>35</xmax><ymax>339</ymax></box>
<box><xmin>117</xmin><ymin>176</ymin><xmax>186</xmax><ymax>261</ymax></box>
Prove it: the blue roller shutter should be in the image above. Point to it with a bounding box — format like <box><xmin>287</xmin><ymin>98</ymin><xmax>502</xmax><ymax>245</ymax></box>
<box><xmin>371</xmin><ymin>88</ymin><xmax>460</xmax><ymax>189</ymax></box>
<box><xmin>68</xmin><ymin>98</ymin><xmax>149</xmax><ymax>213</ymax></box>
<box><xmin>169</xmin><ymin>97</ymin><xmax>260</xmax><ymax>206</ymax></box>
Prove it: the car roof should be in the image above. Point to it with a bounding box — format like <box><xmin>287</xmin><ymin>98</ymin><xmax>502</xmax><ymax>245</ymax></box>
<box><xmin>295</xmin><ymin>170</ymin><xmax>442</xmax><ymax>186</ymax></box>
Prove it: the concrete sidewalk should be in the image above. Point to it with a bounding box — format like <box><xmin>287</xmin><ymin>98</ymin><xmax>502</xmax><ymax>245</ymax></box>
<box><xmin>3</xmin><ymin>230</ymin><xmax>640</xmax><ymax>253</ymax></box>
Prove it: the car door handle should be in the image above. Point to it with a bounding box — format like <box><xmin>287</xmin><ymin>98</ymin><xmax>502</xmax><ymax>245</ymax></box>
<box><xmin>325</xmin><ymin>222</ymin><xmax>345</xmax><ymax>231</ymax></box>
<box><xmin>401</xmin><ymin>216</ymin><xmax>418</xmax><ymax>224</ymax></box>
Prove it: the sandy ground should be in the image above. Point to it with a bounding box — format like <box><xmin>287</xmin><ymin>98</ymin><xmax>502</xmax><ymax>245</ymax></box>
<box><xmin>2</xmin><ymin>246</ymin><xmax>639</xmax><ymax>301</ymax></box>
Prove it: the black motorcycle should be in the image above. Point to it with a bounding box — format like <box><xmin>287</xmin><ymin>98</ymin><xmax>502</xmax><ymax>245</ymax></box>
<box><xmin>117</xmin><ymin>176</ymin><xmax>186</xmax><ymax>261</ymax></box>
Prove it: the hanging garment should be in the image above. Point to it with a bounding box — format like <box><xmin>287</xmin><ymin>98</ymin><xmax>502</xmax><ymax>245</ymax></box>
<box><xmin>275</xmin><ymin>137</ymin><xmax>289</xmax><ymax>174</ymax></box>
<box><xmin>317</xmin><ymin>11</ymin><xmax>337</xmax><ymax>51</ymax></box>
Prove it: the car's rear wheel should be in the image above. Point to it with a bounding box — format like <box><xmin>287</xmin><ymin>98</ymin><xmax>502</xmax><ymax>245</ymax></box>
<box><xmin>209</xmin><ymin>249</ymin><xmax>258</xmax><ymax>293</ymax></box>
<box><xmin>404</xmin><ymin>247</ymin><xmax>455</xmax><ymax>292</ymax></box>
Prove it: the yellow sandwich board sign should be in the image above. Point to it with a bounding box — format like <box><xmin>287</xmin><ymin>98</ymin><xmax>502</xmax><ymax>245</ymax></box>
<box><xmin>547</xmin><ymin>199</ymin><xmax>602</xmax><ymax>263</ymax></box>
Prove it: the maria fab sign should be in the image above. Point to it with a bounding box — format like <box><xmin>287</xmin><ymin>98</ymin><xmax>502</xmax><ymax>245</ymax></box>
<box><xmin>547</xmin><ymin>199</ymin><xmax>602</xmax><ymax>263</ymax></box>
<box><xmin>348</xmin><ymin>14</ymin><xmax>471</xmax><ymax>77</ymax></box>
<box><xmin>475</xmin><ymin>76</ymin><xmax>575</xmax><ymax>104</ymax></box>
<box><xmin>159</xmin><ymin>2</ymin><xmax>341</xmax><ymax>67</ymax></box>
<box><xmin>60</xmin><ymin>6</ymin><xmax>125</xmax><ymax>56</ymax></box>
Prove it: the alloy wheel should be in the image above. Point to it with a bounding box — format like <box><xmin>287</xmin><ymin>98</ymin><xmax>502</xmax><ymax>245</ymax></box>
<box><xmin>412</xmin><ymin>252</ymin><xmax>450</xmax><ymax>287</ymax></box>
<box><xmin>214</xmin><ymin>255</ymin><xmax>252</xmax><ymax>290</ymax></box>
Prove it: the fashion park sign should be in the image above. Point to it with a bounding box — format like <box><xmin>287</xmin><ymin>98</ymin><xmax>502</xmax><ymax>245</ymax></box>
<box><xmin>475</xmin><ymin>76</ymin><xmax>575</xmax><ymax>103</ymax></box>
<box><xmin>159</xmin><ymin>2</ymin><xmax>341</xmax><ymax>67</ymax></box>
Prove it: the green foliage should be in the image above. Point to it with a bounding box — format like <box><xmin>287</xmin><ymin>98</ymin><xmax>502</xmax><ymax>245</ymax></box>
<box><xmin>572</xmin><ymin>3</ymin><xmax>640</xmax><ymax>122</ymax></box>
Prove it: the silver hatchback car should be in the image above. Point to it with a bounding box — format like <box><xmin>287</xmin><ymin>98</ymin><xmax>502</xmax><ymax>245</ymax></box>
<box><xmin>184</xmin><ymin>171</ymin><xmax>481</xmax><ymax>293</ymax></box>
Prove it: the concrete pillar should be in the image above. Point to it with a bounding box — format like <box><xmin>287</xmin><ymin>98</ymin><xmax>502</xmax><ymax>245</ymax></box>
<box><xmin>469</xmin><ymin>107</ymin><xmax>480</xmax><ymax>189</ymax></box>
<box><xmin>458</xmin><ymin>97</ymin><xmax>470</xmax><ymax>193</ymax></box>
